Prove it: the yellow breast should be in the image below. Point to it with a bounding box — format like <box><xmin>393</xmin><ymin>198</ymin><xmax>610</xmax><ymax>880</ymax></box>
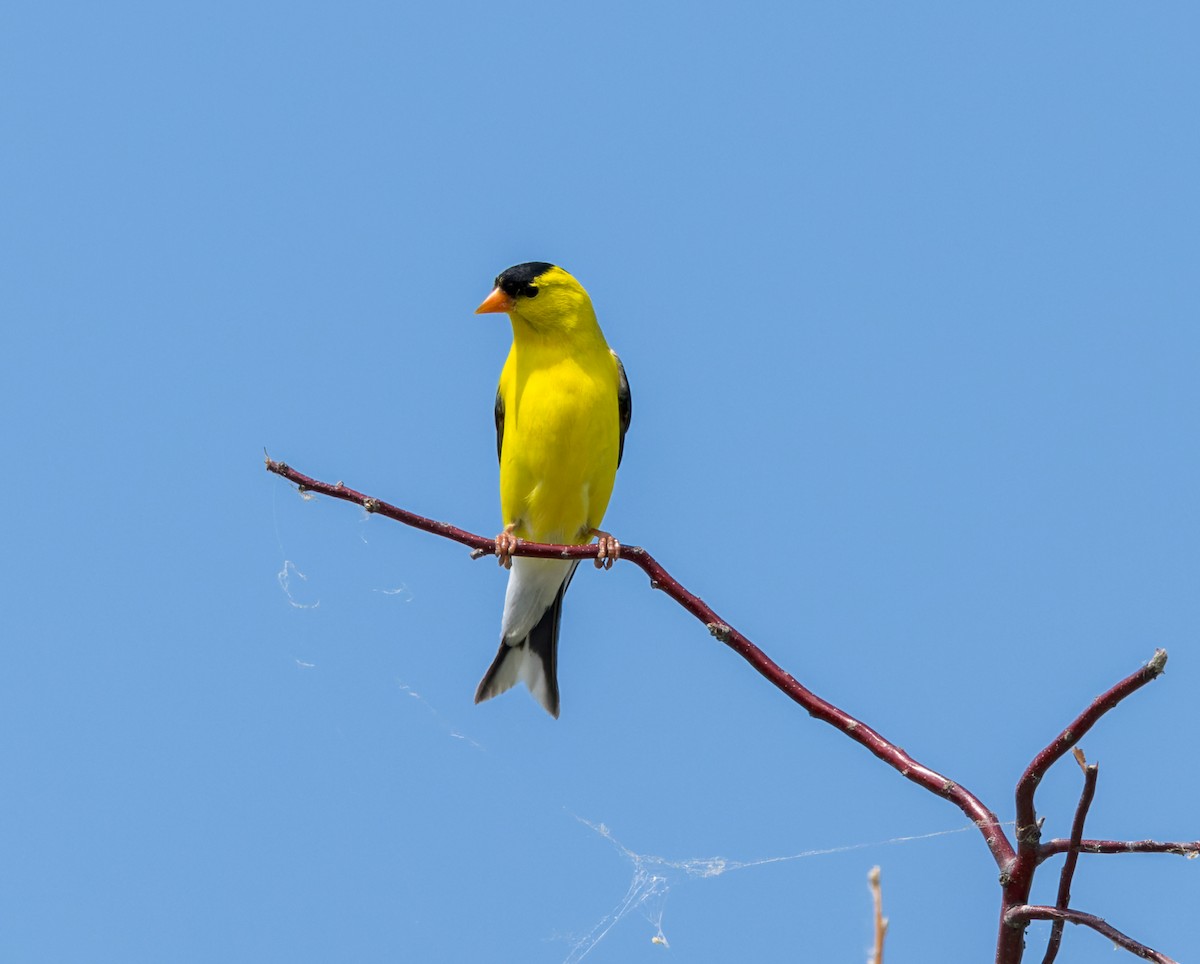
<box><xmin>499</xmin><ymin>345</ymin><xmax>620</xmax><ymax>544</ymax></box>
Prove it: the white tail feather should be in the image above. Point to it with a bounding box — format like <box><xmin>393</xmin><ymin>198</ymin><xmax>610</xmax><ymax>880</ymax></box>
<box><xmin>501</xmin><ymin>557</ymin><xmax>575</xmax><ymax>642</ymax></box>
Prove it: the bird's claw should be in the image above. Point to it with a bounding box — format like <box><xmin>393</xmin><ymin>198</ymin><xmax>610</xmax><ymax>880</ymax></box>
<box><xmin>590</xmin><ymin>529</ymin><xmax>620</xmax><ymax>570</ymax></box>
<box><xmin>495</xmin><ymin>528</ymin><xmax>519</xmax><ymax>569</ymax></box>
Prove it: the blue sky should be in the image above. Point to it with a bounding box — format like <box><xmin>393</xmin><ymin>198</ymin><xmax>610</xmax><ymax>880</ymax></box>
<box><xmin>4</xmin><ymin>3</ymin><xmax>1198</xmax><ymax>962</ymax></box>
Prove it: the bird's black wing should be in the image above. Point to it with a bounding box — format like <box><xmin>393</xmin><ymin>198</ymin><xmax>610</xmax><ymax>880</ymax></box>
<box><xmin>614</xmin><ymin>352</ymin><xmax>632</xmax><ymax>467</ymax></box>
<box><xmin>494</xmin><ymin>386</ymin><xmax>505</xmax><ymax>463</ymax></box>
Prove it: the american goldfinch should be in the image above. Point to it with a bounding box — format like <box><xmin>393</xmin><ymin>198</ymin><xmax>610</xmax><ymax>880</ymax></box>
<box><xmin>473</xmin><ymin>262</ymin><xmax>631</xmax><ymax>718</ymax></box>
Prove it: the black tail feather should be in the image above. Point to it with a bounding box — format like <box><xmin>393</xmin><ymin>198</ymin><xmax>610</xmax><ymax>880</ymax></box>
<box><xmin>524</xmin><ymin>580</ymin><xmax>566</xmax><ymax>717</ymax></box>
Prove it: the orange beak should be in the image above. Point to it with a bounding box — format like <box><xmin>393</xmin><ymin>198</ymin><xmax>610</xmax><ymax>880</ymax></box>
<box><xmin>475</xmin><ymin>287</ymin><xmax>514</xmax><ymax>314</ymax></box>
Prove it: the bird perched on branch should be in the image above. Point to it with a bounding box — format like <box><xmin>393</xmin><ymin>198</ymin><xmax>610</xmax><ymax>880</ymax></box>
<box><xmin>473</xmin><ymin>262</ymin><xmax>631</xmax><ymax>717</ymax></box>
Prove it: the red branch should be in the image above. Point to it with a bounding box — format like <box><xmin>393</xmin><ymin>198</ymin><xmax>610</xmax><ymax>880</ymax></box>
<box><xmin>1007</xmin><ymin>906</ymin><xmax>1178</xmax><ymax>964</ymax></box>
<box><xmin>1014</xmin><ymin>651</ymin><xmax>1167</xmax><ymax>846</ymax></box>
<box><xmin>1039</xmin><ymin>839</ymin><xmax>1200</xmax><ymax>861</ymax></box>
<box><xmin>1041</xmin><ymin>757</ymin><xmax>1098</xmax><ymax>964</ymax></box>
<box><xmin>265</xmin><ymin>456</ymin><xmax>1012</xmax><ymax>865</ymax></box>
<box><xmin>265</xmin><ymin>456</ymin><xmax>1188</xmax><ymax>964</ymax></box>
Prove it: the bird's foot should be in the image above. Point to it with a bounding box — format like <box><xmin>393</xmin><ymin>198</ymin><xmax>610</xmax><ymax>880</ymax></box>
<box><xmin>495</xmin><ymin>525</ymin><xmax>519</xmax><ymax>569</ymax></box>
<box><xmin>589</xmin><ymin>528</ymin><xmax>621</xmax><ymax>570</ymax></box>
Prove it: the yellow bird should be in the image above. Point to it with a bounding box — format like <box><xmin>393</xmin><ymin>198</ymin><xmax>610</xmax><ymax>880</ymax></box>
<box><xmin>473</xmin><ymin>262</ymin><xmax>631</xmax><ymax>717</ymax></box>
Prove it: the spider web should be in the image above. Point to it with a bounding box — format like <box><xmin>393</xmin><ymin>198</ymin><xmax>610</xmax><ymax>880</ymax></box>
<box><xmin>562</xmin><ymin>817</ymin><xmax>995</xmax><ymax>963</ymax></box>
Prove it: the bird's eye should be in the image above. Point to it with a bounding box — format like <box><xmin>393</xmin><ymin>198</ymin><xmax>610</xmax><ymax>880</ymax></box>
<box><xmin>523</xmin><ymin>284</ymin><xmax>539</xmax><ymax>298</ymax></box>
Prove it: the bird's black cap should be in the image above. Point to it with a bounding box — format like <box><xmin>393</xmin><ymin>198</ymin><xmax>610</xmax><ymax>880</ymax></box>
<box><xmin>496</xmin><ymin>262</ymin><xmax>555</xmax><ymax>297</ymax></box>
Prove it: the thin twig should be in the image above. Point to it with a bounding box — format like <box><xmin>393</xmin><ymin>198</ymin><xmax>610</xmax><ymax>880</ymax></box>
<box><xmin>1007</xmin><ymin>905</ymin><xmax>1178</xmax><ymax>964</ymax></box>
<box><xmin>868</xmin><ymin>866</ymin><xmax>887</xmax><ymax>964</ymax></box>
<box><xmin>1041</xmin><ymin>751</ymin><xmax>1098</xmax><ymax>964</ymax></box>
<box><xmin>1014</xmin><ymin>650</ymin><xmax>1167</xmax><ymax>849</ymax></box>
<box><xmin>265</xmin><ymin>456</ymin><xmax>1014</xmax><ymax>867</ymax></box>
<box><xmin>1038</xmin><ymin>838</ymin><xmax>1200</xmax><ymax>861</ymax></box>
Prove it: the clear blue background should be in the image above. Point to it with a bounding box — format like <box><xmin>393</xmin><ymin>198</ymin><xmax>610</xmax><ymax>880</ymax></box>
<box><xmin>4</xmin><ymin>3</ymin><xmax>1197</xmax><ymax>962</ymax></box>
